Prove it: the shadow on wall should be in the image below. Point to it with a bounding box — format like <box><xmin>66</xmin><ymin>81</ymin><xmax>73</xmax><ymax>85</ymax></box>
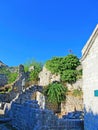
<box><xmin>4</xmin><ymin>100</ymin><xmax>84</xmax><ymax>130</ymax></box>
<box><xmin>84</xmin><ymin>107</ymin><xmax>98</xmax><ymax>130</ymax></box>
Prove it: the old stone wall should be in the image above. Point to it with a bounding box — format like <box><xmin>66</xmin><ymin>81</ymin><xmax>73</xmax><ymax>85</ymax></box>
<box><xmin>13</xmin><ymin>85</ymin><xmax>42</xmax><ymax>101</ymax></box>
<box><xmin>5</xmin><ymin>100</ymin><xmax>83</xmax><ymax>130</ymax></box>
<box><xmin>61</xmin><ymin>96</ymin><xmax>83</xmax><ymax>115</ymax></box>
<box><xmin>38</xmin><ymin>66</ymin><xmax>82</xmax><ymax>90</ymax></box>
<box><xmin>0</xmin><ymin>85</ymin><xmax>45</xmax><ymax>111</ymax></box>
<box><xmin>0</xmin><ymin>64</ymin><xmax>27</xmax><ymax>103</ymax></box>
<box><xmin>67</xmin><ymin>79</ymin><xmax>82</xmax><ymax>90</ymax></box>
<box><xmin>0</xmin><ymin>83</ymin><xmax>83</xmax><ymax>114</ymax></box>
<box><xmin>38</xmin><ymin>66</ymin><xmax>60</xmax><ymax>86</ymax></box>
<box><xmin>0</xmin><ymin>63</ymin><xmax>83</xmax><ymax>114</ymax></box>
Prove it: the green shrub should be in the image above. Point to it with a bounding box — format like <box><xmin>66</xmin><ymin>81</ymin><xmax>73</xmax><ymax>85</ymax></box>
<box><xmin>45</xmin><ymin>54</ymin><xmax>81</xmax><ymax>84</ymax></box>
<box><xmin>24</xmin><ymin>59</ymin><xmax>43</xmax><ymax>83</ymax></box>
<box><xmin>45</xmin><ymin>57</ymin><xmax>62</xmax><ymax>74</ymax></box>
<box><xmin>7</xmin><ymin>72</ymin><xmax>18</xmax><ymax>84</ymax></box>
<box><xmin>44</xmin><ymin>82</ymin><xmax>67</xmax><ymax>105</ymax></box>
<box><xmin>61</xmin><ymin>70</ymin><xmax>78</xmax><ymax>84</ymax></box>
<box><xmin>0</xmin><ymin>67</ymin><xmax>10</xmax><ymax>75</ymax></box>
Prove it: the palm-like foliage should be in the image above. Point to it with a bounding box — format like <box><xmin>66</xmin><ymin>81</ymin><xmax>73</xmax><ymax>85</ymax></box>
<box><xmin>44</xmin><ymin>82</ymin><xmax>67</xmax><ymax>110</ymax></box>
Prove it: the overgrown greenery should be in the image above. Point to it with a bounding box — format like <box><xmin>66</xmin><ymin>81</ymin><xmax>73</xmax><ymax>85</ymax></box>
<box><xmin>7</xmin><ymin>72</ymin><xmax>18</xmax><ymax>84</ymax></box>
<box><xmin>24</xmin><ymin>59</ymin><xmax>43</xmax><ymax>83</ymax></box>
<box><xmin>0</xmin><ymin>67</ymin><xmax>18</xmax><ymax>84</ymax></box>
<box><xmin>61</xmin><ymin>70</ymin><xmax>78</xmax><ymax>84</ymax></box>
<box><xmin>45</xmin><ymin>54</ymin><xmax>81</xmax><ymax>84</ymax></box>
<box><xmin>0</xmin><ymin>67</ymin><xmax>10</xmax><ymax>75</ymax></box>
<box><xmin>44</xmin><ymin>82</ymin><xmax>67</xmax><ymax>110</ymax></box>
<box><xmin>45</xmin><ymin>57</ymin><xmax>62</xmax><ymax>74</ymax></box>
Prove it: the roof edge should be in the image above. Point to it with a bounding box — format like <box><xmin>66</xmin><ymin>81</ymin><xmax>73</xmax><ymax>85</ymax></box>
<box><xmin>81</xmin><ymin>24</ymin><xmax>98</xmax><ymax>62</ymax></box>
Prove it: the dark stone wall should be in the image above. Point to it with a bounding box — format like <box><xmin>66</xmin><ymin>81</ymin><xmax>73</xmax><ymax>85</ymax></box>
<box><xmin>5</xmin><ymin>100</ymin><xmax>84</xmax><ymax>130</ymax></box>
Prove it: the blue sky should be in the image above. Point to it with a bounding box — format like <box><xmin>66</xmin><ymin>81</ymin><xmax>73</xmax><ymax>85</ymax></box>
<box><xmin>0</xmin><ymin>0</ymin><xmax>98</xmax><ymax>66</ymax></box>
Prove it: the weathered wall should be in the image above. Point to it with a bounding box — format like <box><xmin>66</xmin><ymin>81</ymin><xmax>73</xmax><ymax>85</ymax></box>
<box><xmin>12</xmin><ymin>85</ymin><xmax>44</xmax><ymax>108</ymax></box>
<box><xmin>0</xmin><ymin>65</ymin><xmax>27</xmax><ymax>103</ymax></box>
<box><xmin>67</xmin><ymin>79</ymin><xmax>82</xmax><ymax>90</ymax></box>
<box><xmin>82</xmin><ymin>26</ymin><xmax>98</xmax><ymax>129</ymax></box>
<box><xmin>38</xmin><ymin>65</ymin><xmax>82</xmax><ymax>91</ymax></box>
<box><xmin>61</xmin><ymin>95</ymin><xmax>83</xmax><ymax>114</ymax></box>
<box><xmin>5</xmin><ymin>100</ymin><xmax>83</xmax><ymax>130</ymax></box>
<box><xmin>38</xmin><ymin>66</ymin><xmax>60</xmax><ymax>86</ymax></box>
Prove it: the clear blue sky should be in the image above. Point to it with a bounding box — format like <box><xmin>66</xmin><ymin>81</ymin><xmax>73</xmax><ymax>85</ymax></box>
<box><xmin>0</xmin><ymin>0</ymin><xmax>98</xmax><ymax>66</ymax></box>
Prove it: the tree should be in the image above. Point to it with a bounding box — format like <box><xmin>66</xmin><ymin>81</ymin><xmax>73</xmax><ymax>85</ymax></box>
<box><xmin>44</xmin><ymin>82</ymin><xmax>67</xmax><ymax>111</ymax></box>
<box><xmin>61</xmin><ymin>70</ymin><xmax>77</xmax><ymax>84</ymax></box>
<box><xmin>59</xmin><ymin>54</ymin><xmax>80</xmax><ymax>71</ymax></box>
<box><xmin>45</xmin><ymin>54</ymin><xmax>81</xmax><ymax>84</ymax></box>
<box><xmin>45</xmin><ymin>57</ymin><xmax>62</xmax><ymax>74</ymax></box>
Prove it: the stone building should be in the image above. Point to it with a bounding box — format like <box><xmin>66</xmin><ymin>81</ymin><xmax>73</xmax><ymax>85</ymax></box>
<box><xmin>81</xmin><ymin>24</ymin><xmax>98</xmax><ymax>130</ymax></box>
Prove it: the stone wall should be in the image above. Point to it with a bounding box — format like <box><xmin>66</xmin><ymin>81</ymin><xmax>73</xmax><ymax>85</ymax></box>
<box><xmin>0</xmin><ymin>63</ymin><xmax>83</xmax><ymax>115</ymax></box>
<box><xmin>11</xmin><ymin>84</ymin><xmax>83</xmax><ymax>114</ymax></box>
<box><xmin>0</xmin><ymin>64</ymin><xmax>27</xmax><ymax>103</ymax></box>
<box><xmin>9</xmin><ymin>85</ymin><xmax>45</xmax><ymax>109</ymax></box>
<box><xmin>38</xmin><ymin>66</ymin><xmax>60</xmax><ymax>86</ymax></box>
<box><xmin>5</xmin><ymin>100</ymin><xmax>83</xmax><ymax>130</ymax></box>
<box><xmin>38</xmin><ymin>66</ymin><xmax>82</xmax><ymax>90</ymax></box>
<box><xmin>67</xmin><ymin>79</ymin><xmax>82</xmax><ymax>90</ymax></box>
<box><xmin>61</xmin><ymin>96</ymin><xmax>83</xmax><ymax>115</ymax></box>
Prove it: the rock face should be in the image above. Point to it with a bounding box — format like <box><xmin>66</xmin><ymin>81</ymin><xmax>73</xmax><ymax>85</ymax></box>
<box><xmin>0</xmin><ymin>74</ymin><xmax>8</xmax><ymax>86</ymax></box>
<box><xmin>38</xmin><ymin>66</ymin><xmax>60</xmax><ymax>86</ymax></box>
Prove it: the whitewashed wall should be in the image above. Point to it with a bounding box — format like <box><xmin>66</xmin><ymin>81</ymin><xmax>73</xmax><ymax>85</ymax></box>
<box><xmin>82</xmin><ymin>32</ymin><xmax>98</xmax><ymax>130</ymax></box>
